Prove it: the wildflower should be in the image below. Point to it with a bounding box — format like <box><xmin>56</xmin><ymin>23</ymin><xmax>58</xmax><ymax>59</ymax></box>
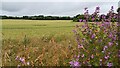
<box><xmin>78</xmin><ymin>45</ymin><xmax>84</xmax><ymax>49</ymax></box>
<box><xmin>96</xmin><ymin>6</ymin><xmax>100</xmax><ymax>10</ymax></box>
<box><xmin>103</xmin><ymin>46</ymin><xmax>108</xmax><ymax>51</ymax></box>
<box><xmin>81</xmin><ymin>54</ymin><xmax>84</xmax><ymax>58</ymax></box>
<box><xmin>73</xmin><ymin>30</ymin><xmax>77</xmax><ymax>34</ymax></box>
<box><xmin>83</xmin><ymin>20</ymin><xmax>86</xmax><ymax>22</ymax></box>
<box><xmin>104</xmin><ymin>55</ymin><xmax>109</xmax><ymax>60</ymax></box>
<box><xmin>108</xmin><ymin>42</ymin><xmax>113</xmax><ymax>46</ymax></box>
<box><xmin>100</xmin><ymin>59</ymin><xmax>102</xmax><ymax>62</ymax></box>
<box><xmin>112</xmin><ymin>36</ymin><xmax>116</xmax><ymax>41</ymax></box>
<box><xmin>91</xmin><ymin>33</ymin><xmax>96</xmax><ymax>39</ymax></box>
<box><xmin>84</xmin><ymin>7</ymin><xmax>88</xmax><ymax>10</ymax></box>
<box><xmin>108</xmin><ymin>32</ymin><xmax>112</xmax><ymax>38</ymax></box>
<box><xmin>19</xmin><ymin>57</ymin><xmax>25</xmax><ymax>64</ymax></box>
<box><xmin>69</xmin><ymin>61</ymin><xmax>80</xmax><ymax>66</ymax></box>
<box><xmin>92</xmin><ymin>18</ymin><xmax>95</xmax><ymax>21</ymax></box>
<box><xmin>79</xmin><ymin>19</ymin><xmax>82</xmax><ymax>22</ymax></box>
<box><xmin>91</xmin><ymin>54</ymin><xmax>94</xmax><ymax>59</ymax></box>
<box><xmin>107</xmin><ymin>62</ymin><xmax>113</xmax><ymax>67</ymax></box>
<box><xmin>111</xmin><ymin>6</ymin><xmax>114</xmax><ymax>10</ymax></box>
<box><xmin>105</xmin><ymin>22</ymin><xmax>109</xmax><ymax>25</ymax></box>
<box><xmin>74</xmin><ymin>61</ymin><xmax>80</xmax><ymax>66</ymax></box>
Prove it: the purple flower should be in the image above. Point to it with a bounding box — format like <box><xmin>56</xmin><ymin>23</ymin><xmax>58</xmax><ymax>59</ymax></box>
<box><xmin>78</xmin><ymin>45</ymin><xmax>84</xmax><ymax>49</ymax></box>
<box><xmin>84</xmin><ymin>7</ymin><xmax>88</xmax><ymax>10</ymax></box>
<box><xmin>74</xmin><ymin>61</ymin><xmax>80</xmax><ymax>66</ymax></box>
<box><xmin>108</xmin><ymin>33</ymin><xmax>112</xmax><ymax>38</ymax></box>
<box><xmin>104</xmin><ymin>55</ymin><xmax>109</xmax><ymax>60</ymax></box>
<box><xmin>108</xmin><ymin>42</ymin><xmax>113</xmax><ymax>46</ymax></box>
<box><xmin>107</xmin><ymin>62</ymin><xmax>113</xmax><ymax>67</ymax></box>
<box><xmin>91</xmin><ymin>34</ymin><xmax>96</xmax><ymax>39</ymax></box>
<box><xmin>79</xmin><ymin>19</ymin><xmax>82</xmax><ymax>22</ymax></box>
<box><xmin>95</xmin><ymin>6</ymin><xmax>100</xmax><ymax>13</ymax></box>
<box><xmin>69</xmin><ymin>61</ymin><xmax>80</xmax><ymax>67</ymax></box>
<box><xmin>73</xmin><ymin>30</ymin><xmax>77</xmax><ymax>34</ymax></box>
<box><xmin>91</xmin><ymin>54</ymin><xmax>94</xmax><ymax>59</ymax></box>
<box><xmin>19</xmin><ymin>57</ymin><xmax>25</xmax><ymax>64</ymax></box>
<box><xmin>112</xmin><ymin>36</ymin><xmax>116</xmax><ymax>41</ymax></box>
<box><xmin>105</xmin><ymin>22</ymin><xmax>109</xmax><ymax>25</ymax></box>
<box><xmin>92</xmin><ymin>18</ymin><xmax>95</xmax><ymax>21</ymax></box>
<box><xmin>111</xmin><ymin>6</ymin><xmax>114</xmax><ymax>10</ymax></box>
<box><xmin>81</xmin><ymin>54</ymin><xmax>84</xmax><ymax>58</ymax></box>
<box><xmin>96</xmin><ymin>6</ymin><xmax>100</xmax><ymax>10</ymax></box>
<box><xmin>103</xmin><ymin>46</ymin><xmax>108</xmax><ymax>51</ymax></box>
<box><xmin>83</xmin><ymin>20</ymin><xmax>86</xmax><ymax>22</ymax></box>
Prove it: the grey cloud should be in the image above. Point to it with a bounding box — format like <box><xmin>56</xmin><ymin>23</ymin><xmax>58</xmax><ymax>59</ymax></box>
<box><xmin>2</xmin><ymin>2</ymin><xmax>26</xmax><ymax>12</ymax></box>
<box><xmin>1</xmin><ymin>2</ymin><xmax>118</xmax><ymax>16</ymax></box>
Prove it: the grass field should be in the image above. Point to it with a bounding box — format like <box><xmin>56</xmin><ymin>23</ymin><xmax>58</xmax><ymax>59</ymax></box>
<box><xmin>2</xmin><ymin>20</ymin><xmax>82</xmax><ymax>39</ymax></box>
<box><xmin>2</xmin><ymin>20</ymin><xmax>82</xmax><ymax>66</ymax></box>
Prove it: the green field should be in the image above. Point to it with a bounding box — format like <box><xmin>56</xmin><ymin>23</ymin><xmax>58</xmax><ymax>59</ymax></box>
<box><xmin>2</xmin><ymin>20</ymin><xmax>82</xmax><ymax>39</ymax></box>
<box><xmin>2</xmin><ymin>20</ymin><xmax>82</xmax><ymax>66</ymax></box>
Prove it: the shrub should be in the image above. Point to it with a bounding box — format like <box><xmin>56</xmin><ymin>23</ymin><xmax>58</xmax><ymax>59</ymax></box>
<box><xmin>70</xmin><ymin>6</ymin><xmax>119</xmax><ymax>67</ymax></box>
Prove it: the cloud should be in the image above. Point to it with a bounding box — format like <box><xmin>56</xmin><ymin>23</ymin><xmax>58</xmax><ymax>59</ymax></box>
<box><xmin>1</xmin><ymin>2</ymin><xmax>118</xmax><ymax>16</ymax></box>
<box><xmin>2</xmin><ymin>2</ymin><xmax>26</xmax><ymax>12</ymax></box>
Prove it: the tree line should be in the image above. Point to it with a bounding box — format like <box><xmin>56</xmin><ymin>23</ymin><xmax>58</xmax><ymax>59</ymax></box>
<box><xmin>0</xmin><ymin>15</ymin><xmax>73</xmax><ymax>20</ymax></box>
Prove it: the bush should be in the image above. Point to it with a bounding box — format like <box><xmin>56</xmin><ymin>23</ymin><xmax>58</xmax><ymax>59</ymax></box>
<box><xmin>70</xmin><ymin>6</ymin><xmax>119</xmax><ymax>67</ymax></box>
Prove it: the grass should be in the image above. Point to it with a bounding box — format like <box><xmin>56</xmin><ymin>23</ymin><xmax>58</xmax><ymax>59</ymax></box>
<box><xmin>2</xmin><ymin>20</ymin><xmax>82</xmax><ymax>39</ymax></box>
<box><xmin>2</xmin><ymin>19</ymin><xmax>83</xmax><ymax>66</ymax></box>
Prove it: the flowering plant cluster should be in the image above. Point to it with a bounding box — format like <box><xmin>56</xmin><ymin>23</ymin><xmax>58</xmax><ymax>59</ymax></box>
<box><xmin>70</xmin><ymin>6</ymin><xmax>119</xmax><ymax>67</ymax></box>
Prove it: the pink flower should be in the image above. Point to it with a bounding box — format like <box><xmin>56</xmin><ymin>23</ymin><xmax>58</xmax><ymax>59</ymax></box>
<box><xmin>81</xmin><ymin>54</ymin><xmax>84</xmax><ymax>58</ymax></box>
<box><xmin>91</xmin><ymin>54</ymin><xmax>94</xmax><ymax>59</ymax></box>
<box><xmin>69</xmin><ymin>61</ymin><xmax>80</xmax><ymax>67</ymax></box>
<box><xmin>78</xmin><ymin>45</ymin><xmax>84</xmax><ymax>49</ymax></box>
<box><xmin>104</xmin><ymin>55</ymin><xmax>109</xmax><ymax>60</ymax></box>
<box><xmin>103</xmin><ymin>46</ymin><xmax>108</xmax><ymax>51</ymax></box>
<box><xmin>91</xmin><ymin>34</ymin><xmax>96</xmax><ymax>39</ymax></box>
<box><xmin>19</xmin><ymin>57</ymin><xmax>25</xmax><ymax>64</ymax></box>
<box><xmin>108</xmin><ymin>42</ymin><xmax>113</xmax><ymax>46</ymax></box>
<box><xmin>79</xmin><ymin>19</ymin><xmax>82</xmax><ymax>22</ymax></box>
<box><xmin>107</xmin><ymin>62</ymin><xmax>113</xmax><ymax>67</ymax></box>
<box><xmin>84</xmin><ymin>7</ymin><xmax>88</xmax><ymax>10</ymax></box>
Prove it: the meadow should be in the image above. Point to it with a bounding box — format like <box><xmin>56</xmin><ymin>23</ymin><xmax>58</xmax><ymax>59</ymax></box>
<box><xmin>1</xmin><ymin>6</ymin><xmax>119</xmax><ymax>67</ymax></box>
<box><xmin>2</xmin><ymin>20</ymin><xmax>82</xmax><ymax>66</ymax></box>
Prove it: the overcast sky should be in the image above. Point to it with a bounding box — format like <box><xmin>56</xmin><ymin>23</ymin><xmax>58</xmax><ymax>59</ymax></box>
<box><xmin>0</xmin><ymin>0</ymin><xmax>119</xmax><ymax>17</ymax></box>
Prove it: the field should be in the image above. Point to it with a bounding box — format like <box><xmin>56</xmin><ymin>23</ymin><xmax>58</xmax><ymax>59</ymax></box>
<box><xmin>2</xmin><ymin>19</ymin><xmax>118</xmax><ymax>66</ymax></box>
<box><xmin>2</xmin><ymin>20</ymin><xmax>82</xmax><ymax>66</ymax></box>
<box><xmin>2</xmin><ymin>20</ymin><xmax>82</xmax><ymax>39</ymax></box>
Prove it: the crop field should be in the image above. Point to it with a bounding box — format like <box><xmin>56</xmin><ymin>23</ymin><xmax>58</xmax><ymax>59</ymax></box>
<box><xmin>2</xmin><ymin>20</ymin><xmax>82</xmax><ymax>39</ymax></box>
<box><xmin>2</xmin><ymin>20</ymin><xmax>82</xmax><ymax>66</ymax></box>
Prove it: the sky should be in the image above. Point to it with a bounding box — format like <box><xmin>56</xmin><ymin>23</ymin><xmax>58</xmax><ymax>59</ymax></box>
<box><xmin>0</xmin><ymin>0</ymin><xmax>119</xmax><ymax>17</ymax></box>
